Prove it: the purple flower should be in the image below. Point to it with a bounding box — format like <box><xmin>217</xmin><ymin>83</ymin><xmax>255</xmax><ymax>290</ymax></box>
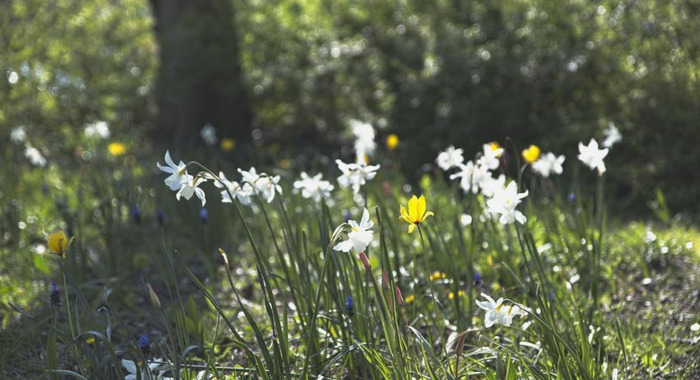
<box><xmin>50</xmin><ymin>282</ymin><xmax>60</xmax><ymax>308</ymax></box>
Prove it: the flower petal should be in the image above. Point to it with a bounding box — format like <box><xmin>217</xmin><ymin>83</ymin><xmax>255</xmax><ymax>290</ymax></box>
<box><xmin>416</xmin><ymin>195</ymin><xmax>426</xmax><ymax>221</ymax></box>
<box><xmin>407</xmin><ymin>195</ymin><xmax>419</xmax><ymax>222</ymax></box>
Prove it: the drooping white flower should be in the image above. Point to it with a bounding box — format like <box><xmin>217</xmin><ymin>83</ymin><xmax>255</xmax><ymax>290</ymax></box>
<box><xmin>602</xmin><ymin>122</ymin><xmax>622</xmax><ymax>148</ymax></box>
<box><xmin>349</xmin><ymin>120</ymin><xmax>376</xmax><ymax>163</ymax></box>
<box><xmin>436</xmin><ymin>146</ymin><xmax>464</xmax><ymax>171</ymax></box>
<box><xmin>176</xmin><ymin>174</ymin><xmax>207</xmax><ymax>207</ymax></box>
<box><xmin>336</xmin><ymin>159</ymin><xmax>380</xmax><ymax>194</ymax></box>
<box><xmin>84</xmin><ymin>121</ymin><xmax>110</xmax><ymax>139</ymax></box>
<box><xmin>476</xmin><ymin>143</ymin><xmax>503</xmax><ymax>171</ymax></box>
<box><xmin>200</xmin><ymin>123</ymin><xmax>218</xmax><ymax>147</ymax></box>
<box><xmin>214</xmin><ymin>171</ymin><xmax>253</xmax><ymax>206</ymax></box>
<box><xmin>476</xmin><ymin>293</ymin><xmax>527</xmax><ymax>328</ymax></box>
<box><xmin>157</xmin><ymin>151</ymin><xmax>189</xmax><ymax>191</ymax></box>
<box><xmin>578</xmin><ymin>139</ymin><xmax>608</xmax><ymax>176</ymax></box>
<box><xmin>293</xmin><ymin>172</ymin><xmax>334</xmax><ymax>203</ymax></box>
<box><xmin>10</xmin><ymin>126</ymin><xmax>26</xmax><ymax>144</ymax></box>
<box><xmin>460</xmin><ymin>213</ymin><xmax>472</xmax><ymax>226</ymax></box>
<box><xmin>333</xmin><ymin>208</ymin><xmax>374</xmax><ymax>253</ymax></box>
<box><xmin>24</xmin><ymin>145</ymin><xmax>46</xmax><ymax>167</ymax></box>
<box><xmin>485</xmin><ymin>181</ymin><xmax>528</xmax><ymax>225</ymax></box>
<box><xmin>238</xmin><ymin>167</ymin><xmax>282</xmax><ymax>203</ymax></box>
<box><xmin>531</xmin><ymin>152</ymin><xmax>565</xmax><ymax>178</ymax></box>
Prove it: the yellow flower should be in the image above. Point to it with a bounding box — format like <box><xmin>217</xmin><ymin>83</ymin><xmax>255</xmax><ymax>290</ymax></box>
<box><xmin>47</xmin><ymin>230</ymin><xmax>74</xmax><ymax>258</ymax></box>
<box><xmin>404</xmin><ymin>294</ymin><xmax>415</xmax><ymax>304</ymax></box>
<box><xmin>86</xmin><ymin>337</ymin><xmax>95</xmax><ymax>345</ymax></box>
<box><xmin>399</xmin><ymin>194</ymin><xmax>434</xmax><ymax>234</ymax></box>
<box><xmin>108</xmin><ymin>142</ymin><xmax>126</xmax><ymax>156</ymax></box>
<box><xmin>429</xmin><ymin>271</ymin><xmax>446</xmax><ymax>281</ymax></box>
<box><xmin>448</xmin><ymin>290</ymin><xmax>466</xmax><ymax>300</ymax></box>
<box><xmin>221</xmin><ymin>138</ymin><xmax>235</xmax><ymax>152</ymax></box>
<box><xmin>522</xmin><ymin>145</ymin><xmax>540</xmax><ymax>163</ymax></box>
<box><xmin>386</xmin><ymin>134</ymin><xmax>399</xmax><ymax>150</ymax></box>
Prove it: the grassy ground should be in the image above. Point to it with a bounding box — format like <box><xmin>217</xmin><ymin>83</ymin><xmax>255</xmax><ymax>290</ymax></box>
<box><xmin>1</xmin><ymin>139</ymin><xmax>699</xmax><ymax>379</ymax></box>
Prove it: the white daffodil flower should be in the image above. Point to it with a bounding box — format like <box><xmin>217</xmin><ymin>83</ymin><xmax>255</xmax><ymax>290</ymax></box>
<box><xmin>121</xmin><ymin>358</ymin><xmax>174</xmax><ymax>380</ymax></box>
<box><xmin>200</xmin><ymin>123</ymin><xmax>218</xmax><ymax>147</ymax></box>
<box><xmin>578</xmin><ymin>138</ymin><xmax>608</xmax><ymax>175</ymax></box>
<box><xmin>336</xmin><ymin>160</ymin><xmax>380</xmax><ymax>194</ymax></box>
<box><xmin>24</xmin><ymin>145</ymin><xmax>47</xmax><ymax>167</ymax></box>
<box><xmin>214</xmin><ymin>171</ymin><xmax>253</xmax><ymax>206</ymax></box>
<box><xmin>531</xmin><ymin>152</ymin><xmax>565</xmax><ymax>178</ymax></box>
<box><xmin>84</xmin><ymin>121</ymin><xmax>110</xmax><ymax>139</ymax></box>
<box><xmin>350</xmin><ymin>120</ymin><xmax>376</xmax><ymax>162</ymax></box>
<box><xmin>476</xmin><ymin>293</ymin><xmax>527</xmax><ymax>328</ymax></box>
<box><xmin>293</xmin><ymin>172</ymin><xmax>334</xmax><ymax>203</ymax></box>
<box><xmin>450</xmin><ymin>160</ymin><xmax>476</xmax><ymax>193</ymax></box>
<box><xmin>602</xmin><ymin>122</ymin><xmax>622</xmax><ymax>148</ymax></box>
<box><xmin>238</xmin><ymin>167</ymin><xmax>282</xmax><ymax>203</ymax></box>
<box><xmin>333</xmin><ymin>208</ymin><xmax>374</xmax><ymax>253</ymax></box>
<box><xmin>157</xmin><ymin>151</ymin><xmax>189</xmax><ymax>191</ymax></box>
<box><xmin>477</xmin><ymin>143</ymin><xmax>503</xmax><ymax>171</ymax></box>
<box><xmin>10</xmin><ymin>126</ymin><xmax>27</xmax><ymax>144</ymax></box>
<box><xmin>436</xmin><ymin>145</ymin><xmax>464</xmax><ymax>171</ymax></box>
<box><xmin>176</xmin><ymin>174</ymin><xmax>207</xmax><ymax>207</ymax></box>
<box><xmin>486</xmin><ymin>181</ymin><xmax>528</xmax><ymax>225</ymax></box>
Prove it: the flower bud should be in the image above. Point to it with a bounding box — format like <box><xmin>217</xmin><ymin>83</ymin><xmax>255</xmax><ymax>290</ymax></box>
<box><xmin>359</xmin><ymin>251</ymin><xmax>371</xmax><ymax>271</ymax></box>
<box><xmin>394</xmin><ymin>286</ymin><xmax>405</xmax><ymax>307</ymax></box>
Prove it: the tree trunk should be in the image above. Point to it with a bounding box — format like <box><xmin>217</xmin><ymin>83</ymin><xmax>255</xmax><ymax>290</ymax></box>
<box><xmin>149</xmin><ymin>0</ymin><xmax>252</xmax><ymax>146</ymax></box>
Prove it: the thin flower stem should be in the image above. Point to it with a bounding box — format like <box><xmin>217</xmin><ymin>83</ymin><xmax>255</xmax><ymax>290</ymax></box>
<box><xmin>60</xmin><ymin>265</ymin><xmax>76</xmax><ymax>340</ymax></box>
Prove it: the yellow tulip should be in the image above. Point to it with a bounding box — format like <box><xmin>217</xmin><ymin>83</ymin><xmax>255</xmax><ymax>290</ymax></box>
<box><xmin>47</xmin><ymin>230</ymin><xmax>74</xmax><ymax>258</ymax></box>
<box><xmin>522</xmin><ymin>145</ymin><xmax>540</xmax><ymax>163</ymax></box>
<box><xmin>386</xmin><ymin>134</ymin><xmax>399</xmax><ymax>150</ymax></box>
<box><xmin>399</xmin><ymin>194</ymin><xmax>434</xmax><ymax>234</ymax></box>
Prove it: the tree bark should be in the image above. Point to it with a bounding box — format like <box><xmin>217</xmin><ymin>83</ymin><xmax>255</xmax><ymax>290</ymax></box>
<box><xmin>149</xmin><ymin>0</ymin><xmax>252</xmax><ymax>146</ymax></box>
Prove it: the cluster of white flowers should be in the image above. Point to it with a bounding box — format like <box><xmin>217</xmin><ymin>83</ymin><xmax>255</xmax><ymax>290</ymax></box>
<box><xmin>84</xmin><ymin>121</ymin><xmax>110</xmax><ymax>139</ymax></box>
<box><xmin>293</xmin><ymin>172</ymin><xmax>334</xmax><ymax>203</ymax></box>
<box><xmin>214</xmin><ymin>171</ymin><xmax>254</xmax><ymax>206</ymax></box>
<box><xmin>10</xmin><ymin>126</ymin><xmax>48</xmax><ymax>167</ymax></box>
<box><xmin>336</xmin><ymin>159</ymin><xmax>380</xmax><ymax>194</ymax></box>
<box><xmin>157</xmin><ymin>151</ymin><xmax>208</xmax><ymax>206</ymax></box>
<box><xmin>238</xmin><ymin>167</ymin><xmax>282</xmax><ymax>203</ymax></box>
<box><xmin>531</xmin><ymin>152</ymin><xmax>565</xmax><ymax>178</ymax></box>
<box><xmin>158</xmin><ymin>152</ymin><xmax>285</xmax><ymax>208</ymax></box>
<box><xmin>438</xmin><ymin>143</ymin><xmax>529</xmax><ymax>225</ymax></box>
<box><xmin>476</xmin><ymin>293</ymin><xmax>528</xmax><ymax>328</ymax></box>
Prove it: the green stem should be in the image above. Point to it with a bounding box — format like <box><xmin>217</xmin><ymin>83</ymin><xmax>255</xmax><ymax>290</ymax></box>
<box><xmin>60</xmin><ymin>265</ymin><xmax>76</xmax><ymax>339</ymax></box>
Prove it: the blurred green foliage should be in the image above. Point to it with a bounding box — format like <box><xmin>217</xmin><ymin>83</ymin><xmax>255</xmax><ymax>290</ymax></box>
<box><xmin>2</xmin><ymin>0</ymin><xmax>700</xmax><ymax>213</ymax></box>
